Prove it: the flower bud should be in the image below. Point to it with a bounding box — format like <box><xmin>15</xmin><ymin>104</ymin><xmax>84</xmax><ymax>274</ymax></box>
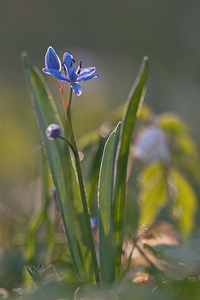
<box><xmin>90</xmin><ymin>218</ymin><xmax>98</xmax><ymax>228</ymax></box>
<box><xmin>46</xmin><ymin>124</ymin><xmax>62</xmax><ymax>140</ymax></box>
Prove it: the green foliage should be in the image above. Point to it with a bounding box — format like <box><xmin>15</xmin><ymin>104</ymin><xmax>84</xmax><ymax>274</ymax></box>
<box><xmin>158</xmin><ymin>113</ymin><xmax>200</xmax><ymax>182</ymax></box>
<box><xmin>139</xmin><ymin>163</ymin><xmax>168</xmax><ymax>225</ymax></box>
<box><xmin>113</xmin><ymin>56</ymin><xmax>149</xmax><ymax>276</ymax></box>
<box><xmin>170</xmin><ymin>168</ymin><xmax>198</xmax><ymax>238</ymax></box>
<box><xmin>136</xmin><ymin>112</ymin><xmax>199</xmax><ymax>238</ymax></box>
<box><xmin>138</xmin><ymin>160</ymin><xmax>197</xmax><ymax>239</ymax></box>
<box><xmin>23</xmin><ymin>54</ymin><xmax>97</xmax><ymax>282</ymax></box>
<box><xmin>26</xmin><ymin>152</ymin><xmax>55</xmax><ymax>265</ymax></box>
<box><xmin>17</xmin><ymin>51</ymin><xmax>200</xmax><ymax>300</ymax></box>
<box><xmin>98</xmin><ymin>122</ymin><xmax>121</xmax><ymax>283</ymax></box>
<box><xmin>156</xmin><ymin>278</ymin><xmax>200</xmax><ymax>300</ymax></box>
<box><xmin>86</xmin><ymin>135</ymin><xmax>107</xmax><ymax>211</ymax></box>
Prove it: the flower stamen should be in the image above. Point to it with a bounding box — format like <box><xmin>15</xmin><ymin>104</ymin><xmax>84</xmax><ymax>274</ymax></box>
<box><xmin>76</xmin><ymin>61</ymin><xmax>82</xmax><ymax>75</ymax></box>
<box><xmin>62</xmin><ymin>62</ymin><xmax>67</xmax><ymax>74</ymax></box>
<box><xmin>70</xmin><ymin>59</ymin><xmax>75</xmax><ymax>67</ymax></box>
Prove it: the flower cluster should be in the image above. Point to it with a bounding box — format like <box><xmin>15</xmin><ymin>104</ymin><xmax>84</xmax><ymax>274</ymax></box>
<box><xmin>43</xmin><ymin>46</ymin><xmax>99</xmax><ymax>96</ymax></box>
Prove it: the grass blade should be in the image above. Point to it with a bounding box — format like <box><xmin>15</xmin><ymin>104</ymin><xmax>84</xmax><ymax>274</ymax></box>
<box><xmin>98</xmin><ymin>122</ymin><xmax>121</xmax><ymax>283</ymax></box>
<box><xmin>113</xmin><ymin>56</ymin><xmax>149</xmax><ymax>277</ymax></box>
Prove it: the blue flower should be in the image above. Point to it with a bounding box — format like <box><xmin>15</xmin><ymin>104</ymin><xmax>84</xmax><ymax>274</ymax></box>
<box><xmin>46</xmin><ymin>124</ymin><xmax>62</xmax><ymax>140</ymax></box>
<box><xmin>43</xmin><ymin>46</ymin><xmax>99</xmax><ymax>96</ymax></box>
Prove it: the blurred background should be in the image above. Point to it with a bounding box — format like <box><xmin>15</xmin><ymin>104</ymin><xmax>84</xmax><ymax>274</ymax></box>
<box><xmin>1</xmin><ymin>0</ymin><xmax>200</xmax><ymax>289</ymax></box>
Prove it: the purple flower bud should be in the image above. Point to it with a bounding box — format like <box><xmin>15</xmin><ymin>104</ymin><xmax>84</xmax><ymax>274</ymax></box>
<box><xmin>90</xmin><ymin>217</ymin><xmax>98</xmax><ymax>228</ymax></box>
<box><xmin>46</xmin><ymin>124</ymin><xmax>62</xmax><ymax>140</ymax></box>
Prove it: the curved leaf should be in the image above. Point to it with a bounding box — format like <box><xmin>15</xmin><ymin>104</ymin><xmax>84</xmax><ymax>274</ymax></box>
<box><xmin>23</xmin><ymin>53</ymin><xmax>96</xmax><ymax>282</ymax></box>
<box><xmin>98</xmin><ymin>122</ymin><xmax>121</xmax><ymax>283</ymax></box>
<box><xmin>113</xmin><ymin>56</ymin><xmax>149</xmax><ymax>276</ymax></box>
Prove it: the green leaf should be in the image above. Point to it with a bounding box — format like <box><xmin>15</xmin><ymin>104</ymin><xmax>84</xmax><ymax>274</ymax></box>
<box><xmin>22</xmin><ymin>53</ymin><xmax>96</xmax><ymax>282</ymax></box>
<box><xmin>159</xmin><ymin>113</ymin><xmax>200</xmax><ymax>182</ymax></box>
<box><xmin>158</xmin><ymin>112</ymin><xmax>188</xmax><ymax>135</ymax></box>
<box><xmin>26</xmin><ymin>206</ymin><xmax>48</xmax><ymax>265</ymax></box>
<box><xmin>87</xmin><ymin>136</ymin><xmax>107</xmax><ymax>211</ymax></box>
<box><xmin>170</xmin><ymin>168</ymin><xmax>198</xmax><ymax>239</ymax></box>
<box><xmin>113</xmin><ymin>56</ymin><xmax>149</xmax><ymax>277</ymax></box>
<box><xmin>139</xmin><ymin>163</ymin><xmax>168</xmax><ymax>225</ymax></box>
<box><xmin>41</xmin><ymin>153</ymin><xmax>56</xmax><ymax>263</ymax></box>
<box><xmin>98</xmin><ymin>122</ymin><xmax>121</xmax><ymax>283</ymax></box>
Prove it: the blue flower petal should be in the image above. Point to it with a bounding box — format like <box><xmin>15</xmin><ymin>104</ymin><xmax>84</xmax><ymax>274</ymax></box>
<box><xmin>71</xmin><ymin>82</ymin><xmax>82</xmax><ymax>96</ymax></box>
<box><xmin>63</xmin><ymin>52</ymin><xmax>76</xmax><ymax>79</ymax></box>
<box><xmin>79</xmin><ymin>74</ymin><xmax>100</xmax><ymax>82</ymax></box>
<box><xmin>45</xmin><ymin>47</ymin><xmax>61</xmax><ymax>71</ymax></box>
<box><xmin>43</xmin><ymin>68</ymin><xmax>70</xmax><ymax>82</ymax></box>
<box><xmin>76</xmin><ymin>67</ymin><xmax>96</xmax><ymax>81</ymax></box>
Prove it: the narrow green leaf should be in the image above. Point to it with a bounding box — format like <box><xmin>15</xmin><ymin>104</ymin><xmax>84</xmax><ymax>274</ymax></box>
<box><xmin>113</xmin><ymin>57</ymin><xmax>149</xmax><ymax>276</ymax></box>
<box><xmin>87</xmin><ymin>136</ymin><xmax>107</xmax><ymax>211</ymax></box>
<box><xmin>22</xmin><ymin>54</ymin><xmax>95</xmax><ymax>282</ymax></box>
<box><xmin>26</xmin><ymin>207</ymin><xmax>47</xmax><ymax>264</ymax></box>
<box><xmin>98</xmin><ymin>122</ymin><xmax>121</xmax><ymax>283</ymax></box>
<box><xmin>41</xmin><ymin>150</ymin><xmax>56</xmax><ymax>263</ymax></box>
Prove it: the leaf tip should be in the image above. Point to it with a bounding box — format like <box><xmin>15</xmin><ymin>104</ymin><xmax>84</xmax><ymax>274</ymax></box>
<box><xmin>21</xmin><ymin>52</ymin><xmax>31</xmax><ymax>70</ymax></box>
<box><xmin>21</xmin><ymin>51</ymin><xmax>28</xmax><ymax>58</ymax></box>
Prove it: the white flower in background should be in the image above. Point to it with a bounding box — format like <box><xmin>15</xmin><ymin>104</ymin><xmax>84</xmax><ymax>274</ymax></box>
<box><xmin>132</xmin><ymin>125</ymin><xmax>170</xmax><ymax>164</ymax></box>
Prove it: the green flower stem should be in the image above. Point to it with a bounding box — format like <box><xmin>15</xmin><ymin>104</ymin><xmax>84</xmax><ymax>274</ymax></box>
<box><xmin>66</xmin><ymin>87</ymin><xmax>100</xmax><ymax>284</ymax></box>
<box><xmin>58</xmin><ymin>136</ymin><xmax>78</xmax><ymax>157</ymax></box>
